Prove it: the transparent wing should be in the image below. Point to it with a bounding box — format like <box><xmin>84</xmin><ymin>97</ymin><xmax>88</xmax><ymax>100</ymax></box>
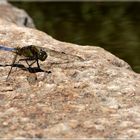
<box><xmin>0</xmin><ymin>45</ymin><xmax>16</xmax><ymax>52</ymax></box>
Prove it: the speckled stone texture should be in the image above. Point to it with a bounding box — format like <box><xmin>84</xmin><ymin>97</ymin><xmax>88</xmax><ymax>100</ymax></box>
<box><xmin>0</xmin><ymin>1</ymin><xmax>140</xmax><ymax>139</ymax></box>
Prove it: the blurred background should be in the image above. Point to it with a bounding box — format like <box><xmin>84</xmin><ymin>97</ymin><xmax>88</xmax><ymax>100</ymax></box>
<box><xmin>10</xmin><ymin>2</ymin><xmax>140</xmax><ymax>73</ymax></box>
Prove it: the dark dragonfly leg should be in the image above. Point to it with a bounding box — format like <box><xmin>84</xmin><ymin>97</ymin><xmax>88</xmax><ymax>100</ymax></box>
<box><xmin>36</xmin><ymin>58</ymin><xmax>40</xmax><ymax>69</ymax></box>
<box><xmin>25</xmin><ymin>58</ymin><xmax>41</xmax><ymax>73</ymax></box>
<box><xmin>18</xmin><ymin>58</ymin><xmax>40</xmax><ymax>69</ymax></box>
<box><xmin>17</xmin><ymin>58</ymin><xmax>36</xmax><ymax>67</ymax></box>
<box><xmin>6</xmin><ymin>53</ymin><xmax>18</xmax><ymax>81</ymax></box>
<box><xmin>26</xmin><ymin>60</ymin><xmax>37</xmax><ymax>68</ymax></box>
<box><xmin>25</xmin><ymin>54</ymin><xmax>40</xmax><ymax>69</ymax></box>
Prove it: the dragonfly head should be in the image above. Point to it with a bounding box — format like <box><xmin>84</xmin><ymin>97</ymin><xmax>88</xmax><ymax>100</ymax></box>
<box><xmin>38</xmin><ymin>49</ymin><xmax>48</xmax><ymax>61</ymax></box>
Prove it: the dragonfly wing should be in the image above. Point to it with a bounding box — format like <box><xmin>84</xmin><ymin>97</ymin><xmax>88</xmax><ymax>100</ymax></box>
<box><xmin>6</xmin><ymin>53</ymin><xmax>18</xmax><ymax>81</ymax></box>
<box><xmin>0</xmin><ymin>45</ymin><xmax>16</xmax><ymax>52</ymax></box>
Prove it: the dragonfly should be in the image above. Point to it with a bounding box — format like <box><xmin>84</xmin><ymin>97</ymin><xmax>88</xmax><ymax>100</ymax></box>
<box><xmin>0</xmin><ymin>45</ymin><xmax>48</xmax><ymax>81</ymax></box>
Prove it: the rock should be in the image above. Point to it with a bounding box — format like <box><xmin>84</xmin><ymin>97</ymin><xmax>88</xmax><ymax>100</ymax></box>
<box><xmin>0</xmin><ymin>1</ymin><xmax>139</xmax><ymax>139</ymax></box>
<box><xmin>82</xmin><ymin>120</ymin><xmax>95</xmax><ymax>129</ymax></box>
<box><xmin>68</xmin><ymin>119</ymin><xmax>79</xmax><ymax>129</ymax></box>
<box><xmin>119</xmin><ymin>121</ymin><xmax>134</xmax><ymax>128</ymax></box>
<box><xmin>0</xmin><ymin>1</ymin><xmax>35</xmax><ymax>27</ymax></box>
<box><xmin>13</xmin><ymin>137</ymin><xmax>26</xmax><ymax>140</ymax></box>
<box><xmin>0</xmin><ymin>94</ymin><xmax>5</xmax><ymax>100</ymax></box>
<box><xmin>45</xmin><ymin>123</ymin><xmax>70</xmax><ymax>137</ymax></box>
<box><xmin>3</xmin><ymin>107</ymin><xmax>18</xmax><ymax>116</ymax></box>
<box><xmin>94</xmin><ymin>124</ymin><xmax>105</xmax><ymax>131</ymax></box>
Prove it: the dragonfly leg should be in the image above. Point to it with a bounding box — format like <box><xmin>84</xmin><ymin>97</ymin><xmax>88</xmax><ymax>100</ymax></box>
<box><xmin>36</xmin><ymin>58</ymin><xmax>40</xmax><ymax>69</ymax></box>
<box><xmin>14</xmin><ymin>59</ymin><xmax>23</xmax><ymax>72</ymax></box>
<box><xmin>25</xmin><ymin>60</ymin><xmax>37</xmax><ymax>68</ymax></box>
<box><xmin>6</xmin><ymin>54</ymin><xmax>18</xmax><ymax>81</ymax></box>
<box><xmin>18</xmin><ymin>58</ymin><xmax>36</xmax><ymax>68</ymax></box>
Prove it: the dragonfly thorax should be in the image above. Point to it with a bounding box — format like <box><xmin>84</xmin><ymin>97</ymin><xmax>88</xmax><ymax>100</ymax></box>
<box><xmin>16</xmin><ymin>45</ymin><xmax>47</xmax><ymax>61</ymax></box>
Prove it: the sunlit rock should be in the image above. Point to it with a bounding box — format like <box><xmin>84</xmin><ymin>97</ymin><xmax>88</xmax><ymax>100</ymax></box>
<box><xmin>0</xmin><ymin>1</ymin><xmax>139</xmax><ymax>139</ymax></box>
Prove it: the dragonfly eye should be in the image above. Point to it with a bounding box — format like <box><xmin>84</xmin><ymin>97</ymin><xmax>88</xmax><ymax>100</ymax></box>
<box><xmin>38</xmin><ymin>50</ymin><xmax>47</xmax><ymax>61</ymax></box>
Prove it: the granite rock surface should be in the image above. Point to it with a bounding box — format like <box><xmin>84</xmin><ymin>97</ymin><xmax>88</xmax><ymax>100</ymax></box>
<box><xmin>0</xmin><ymin>1</ymin><xmax>140</xmax><ymax>139</ymax></box>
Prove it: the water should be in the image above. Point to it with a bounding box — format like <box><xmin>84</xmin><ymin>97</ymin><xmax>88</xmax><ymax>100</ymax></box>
<box><xmin>11</xmin><ymin>2</ymin><xmax>140</xmax><ymax>73</ymax></box>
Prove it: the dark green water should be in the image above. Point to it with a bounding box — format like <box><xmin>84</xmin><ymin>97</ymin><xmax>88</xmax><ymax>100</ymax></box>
<box><xmin>11</xmin><ymin>2</ymin><xmax>140</xmax><ymax>73</ymax></box>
